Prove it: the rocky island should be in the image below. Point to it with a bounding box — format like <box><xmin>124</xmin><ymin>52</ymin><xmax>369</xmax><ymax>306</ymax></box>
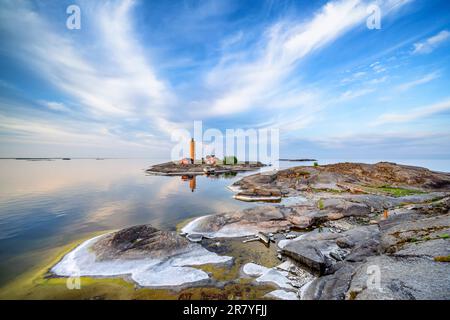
<box><xmin>51</xmin><ymin>162</ymin><xmax>450</xmax><ymax>300</ymax></box>
<box><xmin>146</xmin><ymin>160</ymin><xmax>265</xmax><ymax>176</ymax></box>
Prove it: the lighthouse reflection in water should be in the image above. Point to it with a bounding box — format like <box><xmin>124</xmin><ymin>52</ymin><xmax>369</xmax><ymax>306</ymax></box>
<box><xmin>181</xmin><ymin>175</ymin><xmax>196</xmax><ymax>192</ymax></box>
<box><xmin>181</xmin><ymin>172</ymin><xmax>238</xmax><ymax>192</ymax></box>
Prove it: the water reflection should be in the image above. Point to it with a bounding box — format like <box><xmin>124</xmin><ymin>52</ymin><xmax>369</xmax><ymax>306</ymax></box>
<box><xmin>0</xmin><ymin>159</ymin><xmax>255</xmax><ymax>287</ymax></box>
<box><xmin>180</xmin><ymin>172</ymin><xmax>238</xmax><ymax>192</ymax></box>
<box><xmin>181</xmin><ymin>175</ymin><xmax>196</xmax><ymax>192</ymax></box>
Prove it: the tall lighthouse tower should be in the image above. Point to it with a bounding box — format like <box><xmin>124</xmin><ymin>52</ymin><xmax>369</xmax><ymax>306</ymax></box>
<box><xmin>190</xmin><ymin>138</ymin><xmax>195</xmax><ymax>164</ymax></box>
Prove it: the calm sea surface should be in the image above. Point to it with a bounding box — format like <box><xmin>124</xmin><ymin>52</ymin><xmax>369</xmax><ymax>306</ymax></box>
<box><xmin>0</xmin><ymin>158</ymin><xmax>449</xmax><ymax>287</ymax></box>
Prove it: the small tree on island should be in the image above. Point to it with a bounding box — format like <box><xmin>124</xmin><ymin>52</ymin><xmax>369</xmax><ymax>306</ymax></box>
<box><xmin>223</xmin><ymin>156</ymin><xmax>238</xmax><ymax>165</ymax></box>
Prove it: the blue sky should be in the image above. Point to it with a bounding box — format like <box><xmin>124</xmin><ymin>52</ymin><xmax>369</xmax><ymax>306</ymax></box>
<box><xmin>0</xmin><ymin>0</ymin><xmax>449</xmax><ymax>159</ymax></box>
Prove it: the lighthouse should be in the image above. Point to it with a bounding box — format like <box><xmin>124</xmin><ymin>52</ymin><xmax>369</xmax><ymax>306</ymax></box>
<box><xmin>190</xmin><ymin>138</ymin><xmax>195</xmax><ymax>164</ymax></box>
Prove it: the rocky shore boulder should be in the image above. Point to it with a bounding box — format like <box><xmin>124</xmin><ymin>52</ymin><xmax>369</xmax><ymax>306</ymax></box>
<box><xmin>380</xmin><ymin>213</ymin><xmax>450</xmax><ymax>254</ymax></box>
<box><xmin>181</xmin><ymin>206</ymin><xmax>291</xmax><ymax>238</ymax></box>
<box><xmin>92</xmin><ymin>224</ymin><xmax>191</xmax><ymax>260</ymax></box>
<box><xmin>347</xmin><ymin>255</ymin><xmax>450</xmax><ymax>300</ymax></box>
<box><xmin>280</xmin><ymin>225</ymin><xmax>379</xmax><ymax>275</ymax></box>
<box><xmin>282</xmin><ymin>240</ymin><xmax>335</xmax><ymax>275</ymax></box>
<box><xmin>301</xmin><ymin>262</ymin><xmax>356</xmax><ymax>300</ymax></box>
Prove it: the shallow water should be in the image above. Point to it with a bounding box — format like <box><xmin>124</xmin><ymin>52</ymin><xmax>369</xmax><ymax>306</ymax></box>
<box><xmin>0</xmin><ymin>158</ymin><xmax>448</xmax><ymax>290</ymax></box>
<box><xmin>0</xmin><ymin>158</ymin><xmax>256</xmax><ymax>287</ymax></box>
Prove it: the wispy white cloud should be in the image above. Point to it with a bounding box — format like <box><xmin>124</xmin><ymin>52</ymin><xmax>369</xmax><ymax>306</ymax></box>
<box><xmin>220</xmin><ymin>30</ymin><xmax>244</xmax><ymax>49</ymax></box>
<box><xmin>39</xmin><ymin>101</ymin><xmax>70</xmax><ymax>113</ymax></box>
<box><xmin>395</xmin><ymin>71</ymin><xmax>440</xmax><ymax>91</ymax></box>
<box><xmin>0</xmin><ymin>113</ymin><xmax>112</xmax><ymax>147</ymax></box>
<box><xmin>199</xmin><ymin>0</ymin><xmax>411</xmax><ymax>120</ymax></box>
<box><xmin>1</xmin><ymin>0</ymin><xmax>436</xmax><ymax>159</ymax></box>
<box><xmin>203</xmin><ymin>0</ymin><xmax>370</xmax><ymax>117</ymax></box>
<box><xmin>412</xmin><ymin>30</ymin><xmax>450</xmax><ymax>54</ymax></box>
<box><xmin>0</xmin><ymin>0</ymin><xmax>178</xmax><ymax>139</ymax></box>
<box><xmin>341</xmin><ymin>71</ymin><xmax>367</xmax><ymax>84</ymax></box>
<box><xmin>0</xmin><ymin>103</ymin><xmax>171</xmax><ymax>150</ymax></box>
<box><xmin>339</xmin><ymin>88</ymin><xmax>375</xmax><ymax>100</ymax></box>
<box><xmin>367</xmin><ymin>76</ymin><xmax>388</xmax><ymax>85</ymax></box>
<box><xmin>0</xmin><ymin>0</ymin><xmax>200</xmax><ymax>159</ymax></box>
<box><xmin>372</xmin><ymin>98</ymin><xmax>450</xmax><ymax>126</ymax></box>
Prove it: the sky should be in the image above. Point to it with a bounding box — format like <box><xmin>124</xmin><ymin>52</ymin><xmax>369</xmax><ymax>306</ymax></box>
<box><xmin>0</xmin><ymin>0</ymin><xmax>449</xmax><ymax>159</ymax></box>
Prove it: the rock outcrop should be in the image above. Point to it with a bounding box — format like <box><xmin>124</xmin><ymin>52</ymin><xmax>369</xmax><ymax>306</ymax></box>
<box><xmin>181</xmin><ymin>206</ymin><xmax>292</xmax><ymax>238</ymax></box>
<box><xmin>182</xmin><ymin>192</ymin><xmax>448</xmax><ymax>241</ymax></box>
<box><xmin>212</xmin><ymin>163</ymin><xmax>450</xmax><ymax>300</ymax></box>
<box><xmin>288</xmin><ymin>198</ymin><xmax>450</xmax><ymax>300</ymax></box>
<box><xmin>347</xmin><ymin>255</ymin><xmax>450</xmax><ymax>300</ymax></box>
<box><xmin>232</xmin><ymin>162</ymin><xmax>450</xmax><ymax>200</ymax></box>
<box><xmin>280</xmin><ymin>225</ymin><xmax>379</xmax><ymax>275</ymax></box>
<box><xmin>92</xmin><ymin>225</ymin><xmax>191</xmax><ymax>260</ymax></box>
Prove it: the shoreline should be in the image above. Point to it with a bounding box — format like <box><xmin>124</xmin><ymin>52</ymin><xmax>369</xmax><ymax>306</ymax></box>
<box><xmin>1</xmin><ymin>228</ymin><xmax>280</xmax><ymax>300</ymax></box>
<box><xmin>171</xmin><ymin>161</ymin><xmax>450</xmax><ymax>299</ymax></box>
<box><xmin>10</xmin><ymin>161</ymin><xmax>450</xmax><ymax>300</ymax></box>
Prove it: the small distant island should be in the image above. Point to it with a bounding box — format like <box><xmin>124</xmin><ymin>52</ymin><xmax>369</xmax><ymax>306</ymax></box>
<box><xmin>279</xmin><ymin>158</ymin><xmax>317</xmax><ymax>162</ymax></box>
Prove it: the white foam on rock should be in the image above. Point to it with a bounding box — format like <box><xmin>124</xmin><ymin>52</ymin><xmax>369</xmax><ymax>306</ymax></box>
<box><xmin>277</xmin><ymin>239</ymin><xmax>289</xmax><ymax>249</ymax></box>
<box><xmin>256</xmin><ymin>269</ymin><xmax>292</xmax><ymax>289</ymax></box>
<box><xmin>277</xmin><ymin>232</ymin><xmax>309</xmax><ymax>249</ymax></box>
<box><xmin>181</xmin><ymin>216</ymin><xmax>257</xmax><ymax>238</ymax></box>
<box><xmin>233</xmin><ymin>195</ymin><xmax>281</xmax><ymax>202</ymax></box>
<box><xmin>265</xmin><ymin>289</ymin><xmax>298</xmax><ymax>300</ymax></box>
<box><xmin>275</xmin><ymin>260</ymin><xmax>294</xmax><ymax>272</ymax></box>
<box><xmin>209</xmin><ymin>224</ymin><xmax>259</xmax><ymax>238</ymax></box>
<box><xmin>242</xmin><ymin>262</ymin><xmax>294</xmax><ymax>290</ymax></box>
<box><xmin>51</xmin><ymin>234</ymin><xmax>231</xmax><ymax>287</ymax></box>
<box><xmin>226</xmin><ymin>185</ymin><xmax>242</xmax><ymax>193</ymax></box>
<box><xmin>242</xmin><ymin>262</ymin><xmax>269</xmax><ymax>276</ymax></box>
